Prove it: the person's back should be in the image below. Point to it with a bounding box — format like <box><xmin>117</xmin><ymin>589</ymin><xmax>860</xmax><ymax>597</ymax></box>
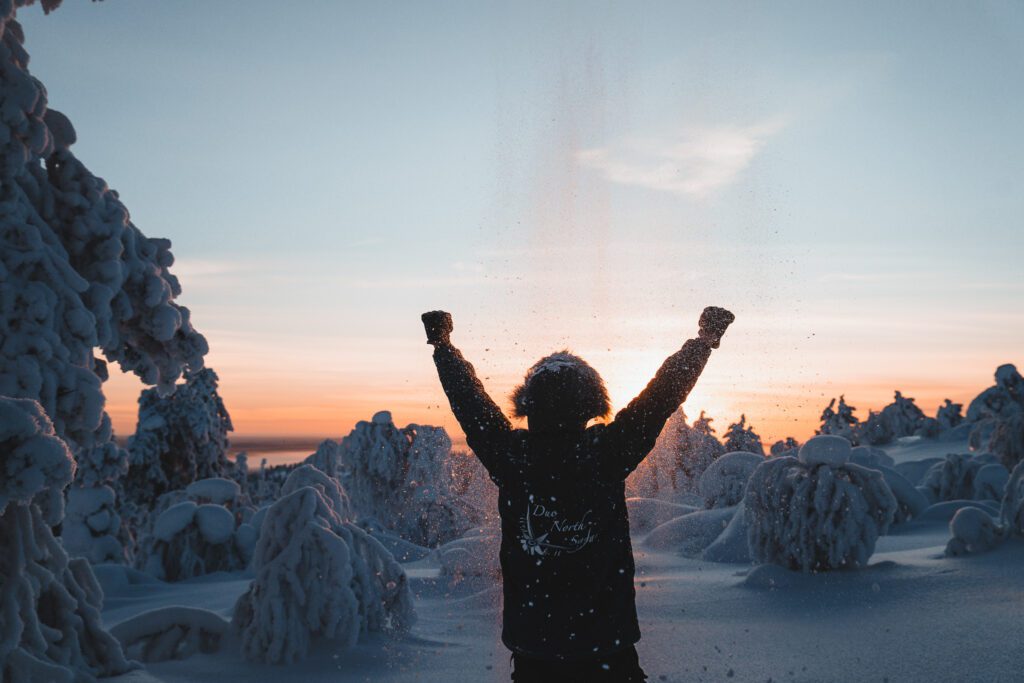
<box><xmin>423</xmin><ymin>307</ymin><xmax>734</xmax><ymax>681</ymax></box>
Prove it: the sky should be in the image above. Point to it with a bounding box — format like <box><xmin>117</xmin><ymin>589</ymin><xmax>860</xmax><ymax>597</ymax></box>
<box><xmin>19</xmin><ymin>0</ymin><xmax>1024</xmax><ymax>446</ymax></box>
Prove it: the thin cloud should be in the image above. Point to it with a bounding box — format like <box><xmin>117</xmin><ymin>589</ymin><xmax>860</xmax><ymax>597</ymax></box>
<box><xmin>576</xmin><ymin>120</ymin><xmax>784</xmax><ymax>198</ymax></box>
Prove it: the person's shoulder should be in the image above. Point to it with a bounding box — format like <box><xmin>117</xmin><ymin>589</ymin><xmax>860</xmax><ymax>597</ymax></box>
<box><xmin>584</xmin><ymin>423</ymin><xmax>614</xmax><ymax>447</ymax></box>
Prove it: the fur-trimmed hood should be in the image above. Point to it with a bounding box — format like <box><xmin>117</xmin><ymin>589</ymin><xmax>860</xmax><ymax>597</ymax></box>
<box><xmin>510</xmin><ymin>350</ymin><xmax>611</xmax><ymax>422</ymax></box>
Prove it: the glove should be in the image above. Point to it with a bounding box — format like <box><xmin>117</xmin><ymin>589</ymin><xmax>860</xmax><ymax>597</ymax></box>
<box><xmin>698</xmin><ymin>306</ymin><xmax>735</xmax><ymax>349</ymax></box>
<box><xmin>421</xmin><ymin>310</ymin><xmax>453</xmax><ymax>345</ymax></box>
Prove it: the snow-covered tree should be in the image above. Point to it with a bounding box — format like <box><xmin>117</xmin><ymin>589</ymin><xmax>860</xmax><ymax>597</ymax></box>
<box><xmin>1</xmin><ymin>1</ymin><xmax>209</xmax><ymax>676</ymax></box>
<box><xmin>232</xmin><ymin>466</ymin><xmax>415</xmax><ymax>664</ymax></box>
<box><xmin>858</xmin><ymin>391</ymin><xmax>926</xmax><ymax>445</ymax></box>
<box><xmin>303</xmin><ymin>438</ymin><xmax>342</xmax><ymax>478</ymax></box>
<box><xmin>817</xmin><ymin>395</ymin><xmax>859</xmax><ymax>444</ymax></box>
<box><xmin>921</xmin><ymin>453</ymin><xmax>999</xmax><ymax>503</ymax></box>
<box><xmin>0</xmin><ymin>0</ymin><xmax>209</xmax><ymax>571</ymax></box>
<box><xmin>769</xmin><ymin>437</ymin><xmax>800</xmax><ymax>456</ymax></box>
<box><xmin>723</xmin><ymin>414</ymin><xmax>764</xmax><ymax>455</ymax></box>
<box><xmin>125</xmin><ymin>367</ymin><xmax>231</xmax><ymax>504</ymax></box>
<box><xmin>63</xmin><ymin>426</ymin><xmax>132</xmax><ymax>563</ymax></box>
<box><xmin>885</xmin><ymin>391</ymin><xmax>925</xmax><ymax>437</ymax></box>
<box><xmin>134</xmin><ymin>476</ymin><xmax>255</xmax><ymax>581</ymax></box>
<box><xmin>1000</xmin><ymin>460</ymin><xmax>1024</xmax><ymax>537</ymax></box>
<box><xmin>231</xmin><ymin>450</ymin><xmax>250</xmax><ymax>497</ymax></box>
<box><xmin>988</xmin><ymin>414</ymin><xmax>1024</xmax><ymax>471</ymax></box>
<box><xmin>935</xmin><ymin>399</ymin><xmax>964</xmax><ymax>430</ymax></box>
<box><xmin>745</xmin><ymin>436</ymin><xmax>897</xmax><ymax>572</ymax></box>
<box><xmin>0</xmin><ymin>4</ymin><xmax>207</xmax><ymax>456</ymax></box>
<box><xmin>0</xmin><ymin>396</ymin><xmax>133</xmax><ymax>681</ymax></box>
<box><xmin>340</xmin><ymin>411</ymin><xmax>472</xmax><ymax>547</ymax></box>
<box><xmin>678</xmin><ymin>411</ymin><xmax>727</xmax><ymax>487</ymax></box>
<box><xmin>967</xmin><ymin>364</ymin><xmax>1024</xmax><ymax>423</ymax></box>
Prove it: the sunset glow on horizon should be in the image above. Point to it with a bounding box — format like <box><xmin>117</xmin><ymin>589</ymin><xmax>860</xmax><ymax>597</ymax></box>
<box><xmin>22</xmin><ymin>1</ymin><xmax>1022</xmax><ymax>450</ymax></box>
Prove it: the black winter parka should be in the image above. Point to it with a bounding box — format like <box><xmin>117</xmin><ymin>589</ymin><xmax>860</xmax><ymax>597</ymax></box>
<box><xmin>431</xmin><ymin>338</ymin><xmax>713</xmax><ymax>661</ymax></box>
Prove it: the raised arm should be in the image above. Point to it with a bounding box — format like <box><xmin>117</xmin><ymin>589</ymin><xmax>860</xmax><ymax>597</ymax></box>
<box><xmin>423</xmin><ymin>311</ymin><xmax>513</xmax><ymax>472</ymax></box>
<box><xmin>603</xmin><ymin>307</ymin><xmax>734</xmax><ymax>475</ymax></box>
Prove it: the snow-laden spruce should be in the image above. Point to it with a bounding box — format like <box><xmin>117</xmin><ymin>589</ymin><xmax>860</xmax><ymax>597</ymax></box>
<box><xmin>135</xmin><ymin>477</ymin><xmax>250</xmax><ymax>580</ymax></box>
<box><xmin>1</xmin><ymin>0</ymin><xmax>209</xmax><ymax>573</ymax></box>
<box><xmin>232</xmin><ymin>466</ymin><xmax>415</xmax><ymax>664</ymax></box>
<box><xmin>859</xmin><ymin>391</ymin><xmax>926</xmax><ymax>445</ymax></box>
<box><xmin>125</xmin><ymin>368</ymin><xmax>232</xmax><ymax>505</ymax></box>
<box><xmin>304</xmin><ymin>438</ymin><xmax>342</xmax><ymax>478</ymax></box>
<box><xmin>64</xmin><ymin>417</ymin><xmax>131</xmax><ymax>563</ymax></box>
<box><xmin>965</xmin><ymin>365</ymin><xmax>1024</xmax><ymax>454</ymax></box>
<box><xmin>1001</xmin><ymin>460</ymin><xmax>1024</xmax><ymax>537</ymax></box>
<box><xmin>0</xmin><ymin>1</ymin><xmax>206</xmax><ymax>455</ymax></box>
<box><xmin>0</xmin><ymin>397</ymin><xmax>133</xmax><ymax>682</ymax></box>
<box><xmin>340</xmin><ymin>411</ymin><xmax>472</xmax><ymax>547</ymax></box>
<box><xmin>988</xmin><ymin>414</ymin><xmax>1024</xmax><ymax>471</ymax></box>
<box><xmin>744</xmin><ymin>435</ymin><xmax>898</xmax><ymax>572</ymax></box>
<box><xmin>967</xmin><ymin>364</ymin><xmax>1024</xmax><ymax>423</ymax></box>
<box><xmin>920</xmin><ymin>452</ymin><xmax>1002</xmax><ymax>503</ymax></box>
<box><xmin>818</xmin><ymin>395</ymin><xmax>860</xmax><ymax>444</ymax></box>
<box><xmin>769</xmin><ymin>437</ymin><xmax>800</xmax><ymax>456</ymax></box>
<box><xmin>845</xmin><ymin>446</ymin><xmax>928</xmax><ymax>524</ymax></box>
<box><xmin>723</xmin><ymin>414</ymin><xmax>764</xmax><ymax>455</ymax></box>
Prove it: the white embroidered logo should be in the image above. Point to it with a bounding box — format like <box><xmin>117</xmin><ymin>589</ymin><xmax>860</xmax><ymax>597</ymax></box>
<box><xmin>518</xmin><ymin>502</ymin><xmax>598</xmax><ymax>557</ymax></box>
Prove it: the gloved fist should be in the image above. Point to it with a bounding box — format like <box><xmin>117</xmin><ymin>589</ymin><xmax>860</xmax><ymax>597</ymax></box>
<box><xmin>698</xmin><ymin>306</ymin><xmax>735</xmax><ymax>349</ymax></box>
<box><xmin>421</xmin><ymin>310</ymin><xmax>453</xmax><ymax>345</ymax></box>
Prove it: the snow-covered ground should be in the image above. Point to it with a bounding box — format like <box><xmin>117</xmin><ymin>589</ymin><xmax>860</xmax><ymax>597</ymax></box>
<box><xmin>100</xmin><ymin>439</ymin><xmax>1024</xmax><ymax>683</ymax></box>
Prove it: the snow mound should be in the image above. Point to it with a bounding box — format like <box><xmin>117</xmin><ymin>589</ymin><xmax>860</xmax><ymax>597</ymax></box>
<box><xmin>437</xmin><ymin>533</ymin><xmax>501</xmax><ymax>579</ymax></box>
<box><xmin>745</xmin><ymin>456</ymin><xmax>897</xmax><ymax>571</ymax></box>
<box><xmin>798</xmin><ymin>435</ymin><xmax>852</xmax><ymax>466</ymax></box>
<box><xmin>876</xmin><ymin>466</ymin><xmax>930</xmax><ymax>523</ymax></box>
<box><xmin>894</xmin><ymin>457</ymin><xmax>943</xmax><ymax>486</ymax></box>
<box><xmin>626</xmin><ymin>497</ymin><xmax>697</xmax><ymax>534</ymax></box>
<box><xmin>110</xmin><ymin>606</ymin><xmax>229</xmax><ymax>663</ymax></box>
<box><xmin>849</xmin><ymin>446</ymin><xmax>895</xmax><ymax>469</ymax></box>
<box><xmin>918</xmin><ymin>499</ymin><xmax>1000</xmax><ymax>523</ymax></box>
<box><xmin>973</xmin><ymin>463</ymin><xmax>1009</xmax><ymax>501</ymax></box>
<box><xmin>698</xmin><ymin>451</ymin><xmax>763</xmax><ymax>509</ymax></box>
<box><xmin>232</xmin><ymin>481</ymin><xmax>415</xmax><ymax>664</ymax></box>
<box><xmin>702</xmin><ymin>498</ymin><xmax>752</xmax><ymax>564</ymax></box>
<box><xmin>643</xmin><ymin>507</ymin><xmax>736</xmax><ymax>555</ymax></box>
<box><xmin>945</xmin><ymin>507</ymin><xmax>1005</xmax><ymax>557</ymax></box>
<box><xmin>186</xmin><ymin>477</ymin><xmax>240</xmax><ymax>505</ymax></box>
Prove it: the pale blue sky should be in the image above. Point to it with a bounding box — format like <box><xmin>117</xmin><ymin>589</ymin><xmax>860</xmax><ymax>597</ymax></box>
<box><xmin>20</xmin><ymin>1</ymin><xmax>1024</xmax><ymax>439</ymax></box>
